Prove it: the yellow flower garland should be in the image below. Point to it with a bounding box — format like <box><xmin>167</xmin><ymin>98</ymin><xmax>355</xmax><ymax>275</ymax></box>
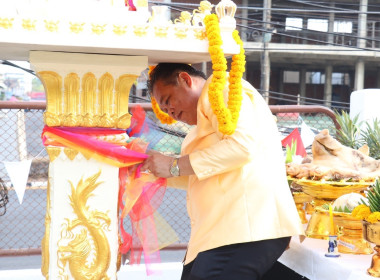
<box><xmin>151</xmin><ymin>96</ymin><xmax>177</xmax><ymax>124</ymax></box>
<box><xmin>149</xmin><ymin>14</ymin><xmax>246</xmax><ymax>135</ymax></box>
<box><xmin>148</xmin><ymin>65</ymin><xmax>177</xmax><ymax>125</ymax></box>
<box><xmin>204</xmin><ymin>14</ymin><xmax>245</xmax><ymax>135</ymax></box>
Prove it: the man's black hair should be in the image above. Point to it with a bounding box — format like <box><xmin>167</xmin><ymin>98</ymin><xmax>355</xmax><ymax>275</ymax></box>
<box><xmin>147</xmin><ymin>63</ymin><xmax>206</xmax><ymax>95</ymax></box>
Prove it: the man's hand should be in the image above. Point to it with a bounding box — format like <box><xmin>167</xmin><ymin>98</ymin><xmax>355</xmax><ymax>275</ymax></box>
<box><xmin>142</xmin><ymin>150</ymin><xmax>174</xmax><ymax>178</ymax></box>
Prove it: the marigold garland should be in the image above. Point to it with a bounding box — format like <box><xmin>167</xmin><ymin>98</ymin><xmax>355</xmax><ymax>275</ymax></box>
<box><xmin>204</xmin><ymin>14</ymin><xmax>246</xmax><ymax>135</ymax></box>
<box><xmin>148</xmin><ymin>14</ymin><xmax>246</xmax><ymax>133</ymax></box>
<box><xmin>151</xmin><ymin>96</ymin><xmax>177</xmax><ymax>124</ymax></box>
<box><xmin>148</xmin><ymin>65</ymin><xmax>177</xmax><ymax>125</ymax></box>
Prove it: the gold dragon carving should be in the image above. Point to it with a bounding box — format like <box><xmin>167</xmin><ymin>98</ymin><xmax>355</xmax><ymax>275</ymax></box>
<box><xmin>57</xmin><ymin>171</ymin><xmax>111</xmax><ymax>280</ymax></box>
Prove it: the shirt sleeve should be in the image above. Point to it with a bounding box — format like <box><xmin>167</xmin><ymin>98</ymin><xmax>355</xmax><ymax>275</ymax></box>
<box><xmin>189</xmin><ymin>81</ymin><xmax>264</xmax><ymax>180</ymax></box>
<box><xmin>167</xmin><ymin>175</ymin><xmax>189</xmax><ymax>191</ymax></box>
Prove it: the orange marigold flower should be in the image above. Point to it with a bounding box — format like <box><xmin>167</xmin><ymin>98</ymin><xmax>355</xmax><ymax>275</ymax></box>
<box><xmin>352</xmin><ymin>204</ymin><xmax>371</xmax><ymax>220</ymax></box>
<box><xmin>367</xmin><ymin>212</ymin><xmax>380</xmax><ymax>223</ymax></box>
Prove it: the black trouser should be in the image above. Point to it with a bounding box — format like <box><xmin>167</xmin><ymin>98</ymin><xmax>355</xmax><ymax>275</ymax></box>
<box><xmin>181</xmin><ymin>237</ymin><xmax>291</xmax><ymax>280</ymax></box>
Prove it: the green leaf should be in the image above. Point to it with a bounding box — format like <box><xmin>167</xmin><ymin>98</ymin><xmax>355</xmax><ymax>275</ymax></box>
<box><xmin>330</xmin><ymin>111</ymin><xmax>363</xmax><ymax>149</ymax></box>
<box><xmin>285</xmin><ymin>139</ymin><xmax>298</xmax><ymax>163</ymax></box>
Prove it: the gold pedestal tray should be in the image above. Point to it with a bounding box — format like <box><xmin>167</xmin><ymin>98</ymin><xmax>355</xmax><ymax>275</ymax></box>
<box><xmin>292</xmin><ymin>192</ymin><xmax>312</xmax><ymax>224</ymax></box>
<box><xmin>362</xmin><ymin>221</ymin><xmax>380</xmax><ymax>277</ymax></box>
<box><xmin>306</xmin><ymin>206</ymin><xmax>332</xmax><ymax>240</ymax></box>
<box><xmin>295</xmin><ymin>178</ymin><xmax>372</xmax><ymax>207</ymax></box>
<box><xmin>306</xmin><ymin>207</ymin><xmax>373</xmax><ymax>255</ymax></box>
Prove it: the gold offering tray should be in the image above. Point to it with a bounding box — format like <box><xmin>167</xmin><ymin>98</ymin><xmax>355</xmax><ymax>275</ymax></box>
<box><xmin>291</xmin><ymin>178</ymin><xmax>373</xmax><ymax>202</ymax></box>
<box><xmin>295</xmin><ymin>178</ymin><xmax>374</xmax><ymax>187</ymax></box>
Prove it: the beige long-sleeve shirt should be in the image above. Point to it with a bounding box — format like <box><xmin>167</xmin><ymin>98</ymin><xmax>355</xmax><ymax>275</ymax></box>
<box><xmin>173</xmin><ymin>76</ymin><xmax>304</xmax><ymax>265</ymax></box>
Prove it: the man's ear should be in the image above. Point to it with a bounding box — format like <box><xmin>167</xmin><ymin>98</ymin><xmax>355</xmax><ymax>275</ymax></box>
<box><xmin>178</xmin><ymin>72</ymin><xmax>192</xmax><ymax>88</ymax></box>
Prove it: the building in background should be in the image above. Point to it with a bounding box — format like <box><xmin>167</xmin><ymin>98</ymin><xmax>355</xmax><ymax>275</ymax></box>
<box><xmin>147</xmin><ymin>0</ymin><xmax>380</xmax><ymax>111</ymax></box>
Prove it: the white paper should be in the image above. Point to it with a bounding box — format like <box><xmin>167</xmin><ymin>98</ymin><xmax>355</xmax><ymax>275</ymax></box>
<box><xmin>3</xmin><ymin>160</ymin><xmax>32</xmax><ymax>204</ymax></box>
<box><xmin>301</xmin><ymin>121</ymin><xmax>316</xmax><ymax>148</ymax></box>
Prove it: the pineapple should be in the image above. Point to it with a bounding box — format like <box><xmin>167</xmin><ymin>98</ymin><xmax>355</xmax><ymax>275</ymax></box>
<box><xmin>363</xmin><ymin>179</ymin><xmax>380</xmax><ymax>213</ymax></box>
<box><xmin>361</xmin><ymin>119</ymin><xmax>380</xmax><ymax>160</ymax></box>
<box><xmin>331</xmin><ymin>110</ymin><xmax>363</xmax><ymax>149</ymax></box>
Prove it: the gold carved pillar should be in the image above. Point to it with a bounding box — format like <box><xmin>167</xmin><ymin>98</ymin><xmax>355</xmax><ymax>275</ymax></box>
<box><xmin>30</xmin><ymin>51</ymin><xmax>147</xmax><ymax>279</ymax></box>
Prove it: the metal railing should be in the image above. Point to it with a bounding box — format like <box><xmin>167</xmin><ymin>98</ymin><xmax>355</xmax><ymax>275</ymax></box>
<box><xmin>0</xmin><ymin>101</ymin><xmax>338</xmax><ymax>256</ymax></box>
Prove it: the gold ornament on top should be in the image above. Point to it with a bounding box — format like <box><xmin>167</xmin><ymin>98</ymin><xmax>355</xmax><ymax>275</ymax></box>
<box><xmin>192</xmin><ymin>1</ymin><xmax>213</xmax><ymax>27</ymax></box>
<box><xmin>44</xmin><ymin>20</ymin><xmax>59</xmax><ymax>32</ymax></box>
<box><xmin>91</xmin><ymin>24</ymin><xmax>107</xmax><ymax>35</ymax></box>
<box><xmin>57</xmin><ymin>171</ymin><xmax>111</xmax><ymax>279</ymax></box>
<box><xmin>69</xmin><ymin>22</ymin><xmax>85</xmax><ymax>34</ymax></box>
<box><xmin>22</xmin><ymin>19</ymin><xmax>37</xmax><ymax>30</ymax></box>
<box><xmin>154</xmin><ymin>26</ymin><xmax>170</xmax><ymax>38</ymax></box>
<box><xmin>0</xmin><ymin>18</ymin><xmax>14</xmax><ymax>29</ymax></box>
<box><xmin>136</xmin><ymin>0</ymin><xmax>148</xmax><ymax>7</ymax></box>
<box><xmin>215</xmin><ymin>0</ymin><xmax>237</xmax><ymax>20</ymax></box>
<box><xmin>174</xmin><ymin>11</ymin><xmax>192</xmax><ymax>26</ymax></box>
<box><xmin>133</xmin><ymin>25</ymin><xmax>148</xmax><ymax>37</ymax></box>
<box><xmin>113</xmin><ymin>24</ymin><xmax>127</xmax><ymax>35</ymax></box>
<box><xmin>173</xmin><ymin>11</ymin><xmax>191</xmax><ymax>39</ymax></box>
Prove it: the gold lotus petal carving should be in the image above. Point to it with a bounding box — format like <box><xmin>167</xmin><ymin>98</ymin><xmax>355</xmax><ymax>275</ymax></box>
<box><xmin>81</xmin><ymin>151</ymin><xmax>93</xmax><ymax>161</ymax></box>
<box><xmin>62</xmin><ymin>113</ymin><xmax>79</xmax><ymax>127</ymax></box>
<box><xmin>81</xmin><ymin>113</ymin><xmax>97</xmax><ymax>127</ymax></box>
<box><xmin>44</xmin><ymin>112</ymin><xmax>61</xmax><ymax>127</ymax></box>
<box><xmin>46</xmin><ymin>147</ymin><xmax>62</xmax><ymax>162</ymax></box>
<box><xmin>99</xmin><ymin>113</ymin><xmax>114</xmax><ymax>128</ymax></box>
<box><xmin>64</xmin><ymin>148</ymin><xmax>79</xmax><ymax>161</ymax></box>
<box><xmin>117</xmin><ymin>113</ymin><xmax>132</xmax><ymax>129</ymax></box>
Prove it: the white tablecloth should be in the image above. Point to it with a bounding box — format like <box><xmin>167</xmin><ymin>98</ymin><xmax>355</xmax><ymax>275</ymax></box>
<box><xmin>279</xmin><ymin>236</ymin><xmax>378</xmax><ymax>280</ymax></box>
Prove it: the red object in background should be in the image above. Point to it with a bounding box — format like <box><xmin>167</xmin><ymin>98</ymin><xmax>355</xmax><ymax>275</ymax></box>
<box><xmin>30</xmin><ymin>92</ymin><xmax>45</xmax><ymax>100</ymax></box>
<box><xmin>281</xmin><ymin>128</ymin><xmax>307</xmax><ymax>157</ymax></box>
<box><xmin>126</xmin><ymin>0</ymin><xmax>136</xmax><ymax>11</ymax></box>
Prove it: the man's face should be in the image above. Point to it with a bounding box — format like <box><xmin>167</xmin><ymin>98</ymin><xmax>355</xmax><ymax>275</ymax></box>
<box><xmin>152</xmin><ymin>73</ymin><xmax>199</xmax><ymax>125</ymax></box>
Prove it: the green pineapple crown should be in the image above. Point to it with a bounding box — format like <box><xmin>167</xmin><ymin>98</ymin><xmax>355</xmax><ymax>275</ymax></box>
<box><xmin>362</xmin><ymin>179</ymin><xmax>380</xmax><ymax>213</ymax></box>
<box><xmin>361</xmin><ymin>119</ymin><xmax>380</xmax><ymax>160</ymax></box>
<box><xmin>332</xmin><ymin>111</ymin><xmax>363</xmax><ymax>150</ymax></box>
<box><xmin>333</xmin><ymin>111</ymin><xmax>380</xmax><ymax>160</ymax></box>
